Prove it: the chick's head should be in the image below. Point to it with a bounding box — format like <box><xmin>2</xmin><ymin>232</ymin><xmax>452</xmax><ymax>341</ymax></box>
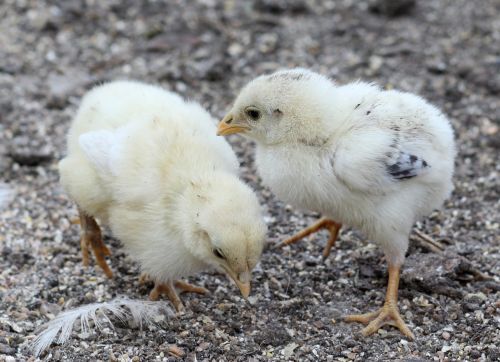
<box><xmin>180</xmin><ymin>172</ymin><xmax>266</xmax><ymax>298</ymax></box>
<box><xmin>217</xmin><ymin>68</ymin><xmax>333</xmax><ymax>145</ymax></box>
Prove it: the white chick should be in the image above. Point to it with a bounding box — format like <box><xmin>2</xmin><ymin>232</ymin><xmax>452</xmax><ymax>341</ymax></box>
<box><xmin>59</xmin><ymin>81</ymin><xmax>267</xmax><ymax>311</ymax></box>
<box><xmin>217</xmin><ymin>68</ymin><xmax>455</xmax><ymax>339</ymax></box>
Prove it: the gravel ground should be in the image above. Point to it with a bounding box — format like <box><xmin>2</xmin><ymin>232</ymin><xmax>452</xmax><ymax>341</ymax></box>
<box><xmin>1</xmin><ymin>0</ymin><xmax>499</xmax><ymax>361</ymax></box>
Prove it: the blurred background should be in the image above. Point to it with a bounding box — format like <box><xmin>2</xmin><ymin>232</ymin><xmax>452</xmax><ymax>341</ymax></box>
<box><xmin>0</xmin><ymin>0</ymin><xmax>498</xmax><ymax>360</ymax></box>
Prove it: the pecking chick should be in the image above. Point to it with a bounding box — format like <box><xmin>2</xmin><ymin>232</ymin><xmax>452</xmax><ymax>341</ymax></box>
<box><xmin>217</xmin><ymin>68</ymin><xmax>456</xmax><ymax>339</ymax></box>
<box><xmin>59</xmin><ymin>81</ymin><xmax>267</xmax><ymax>311</ymax></box>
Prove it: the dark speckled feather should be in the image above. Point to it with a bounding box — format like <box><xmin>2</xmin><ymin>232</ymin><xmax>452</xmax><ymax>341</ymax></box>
<box><xmin>386</xmin><ymin>152</ymin><xmax>430</xmax><ymax>180</ymax></box>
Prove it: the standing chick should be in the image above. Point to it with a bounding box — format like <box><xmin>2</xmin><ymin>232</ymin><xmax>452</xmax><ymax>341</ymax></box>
<box><xmin>217</xmin><ymin>68</ymin><xmax>455</xmax><ymax>339</ymax></box>
<box><xmin>59</xmin><ymin>81</ymin><xmax>266</xmax><ymax>311</ymax></box>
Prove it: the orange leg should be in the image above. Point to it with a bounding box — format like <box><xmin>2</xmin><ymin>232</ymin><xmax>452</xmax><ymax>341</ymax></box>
<box><xmin>149</xmin><ymin>280</ymin><xmax>184</xmax><ymax>312</ymax></box>
<box><xmin>278</xmin><ymin>217</ymin><xmax>342</xmax><ymax>259</ymax></box>
<box><xmin>174</xmin><ymin>280</ymin><xmax>209</xmax><ymax>295</ymax></box>
<box><xmin>79</xmin><ymin>210</ymin><xmax>113</xmax><ymax>278</ymax></box>
<box><xmin>147</xmin><ymin>278</ymin><xmax>208</xmax><ymax>312</ymax></box>
<box><xmin>345</xmin><ymin>264</ymin><xmax>415</xmax><ymax>340</ymax></box>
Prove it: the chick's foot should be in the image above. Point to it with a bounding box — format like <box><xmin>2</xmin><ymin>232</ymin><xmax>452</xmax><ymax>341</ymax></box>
<box><xmin>149</xmin><ymin>281</ymin><xmax>185</xmax><ymax>312</ymax></box>
<box><xmin>278</xmin><ymin>217</ymin><xmax>341</xmax><ymax>259</ymax></box>
<box><xmin>345</xmin><ymin>264</ymin><xmax>414</xmax><ymax>340</ymax></box>
<box><xmin>174</xmin><ymin>280</ymin><xmax>209</xmax><ymax>295</ymax></box>
<box><xmin>79</xmin><ymin>210</ymin><xmax>113</xmax><ymax>278</ymax></box>
<box><xmin>345</xmin><ymin>302</ymin><xmax>414</xmax><ymax>340</ymax></box>
<box><xmin>149</xmin><ymin>280</ymin><xmax>208</xmax><ymax>312</ymax></box>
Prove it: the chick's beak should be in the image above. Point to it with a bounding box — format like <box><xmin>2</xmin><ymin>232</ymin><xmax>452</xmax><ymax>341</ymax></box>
<box><xmin>225</xmin><ymin>267</ymin><xmax>251</xmax><ymax>299</ymax></box>
<box><xmin>217</xmin><ymin>113</ymin><xmax>250</xmax><ymax>136</ymax></box>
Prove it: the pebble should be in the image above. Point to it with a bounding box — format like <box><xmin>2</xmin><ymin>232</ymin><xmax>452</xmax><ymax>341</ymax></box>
<box><xmin>464</xmin><ymin>292</ymin><xmax>487</xmax><ymax>303</ymax></box>
<box><xmin>0</xmin><ymin>343</ymin><xmax>16</xmax><ymax>355</ymax></box>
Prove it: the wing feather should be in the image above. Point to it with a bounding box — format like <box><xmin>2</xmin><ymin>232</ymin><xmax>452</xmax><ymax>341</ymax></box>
<box><xmin>386</xmin><ymin>152</ymin><xmax>430</xmax><ymax>180</ymax></box>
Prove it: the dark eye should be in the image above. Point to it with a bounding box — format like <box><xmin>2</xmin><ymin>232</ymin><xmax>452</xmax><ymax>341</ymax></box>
<box><xmin>245</xmin><ymin>108</ymin><xmax>261</xmax><ymax>121</ymax></box>
<box><xmin>213</xmin><ymin>248</ymin><xmax>225</xmax><ymax>259</ymax></box>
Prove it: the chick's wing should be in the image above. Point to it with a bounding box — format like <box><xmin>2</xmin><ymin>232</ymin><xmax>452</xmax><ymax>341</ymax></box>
<box><xmin>332</xmin><ymin>126</ymin><xmax>430</xmax><ymax>194</ymax></box>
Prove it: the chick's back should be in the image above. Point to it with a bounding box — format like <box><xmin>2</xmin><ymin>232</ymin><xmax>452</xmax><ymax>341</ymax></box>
<box><xmin>59</xmin><ymin>81</ymin><xmax>239</xmax><ymax>221</ymax></box>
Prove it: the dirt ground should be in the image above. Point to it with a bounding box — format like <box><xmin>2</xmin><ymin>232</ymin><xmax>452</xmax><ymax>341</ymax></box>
<box><xmin>0</xmin><ymin>0</ymin><xmax>499</xmax><ymax>361</ymax></box>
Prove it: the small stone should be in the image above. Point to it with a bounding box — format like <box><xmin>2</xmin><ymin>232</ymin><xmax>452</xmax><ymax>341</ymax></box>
<box><xmin>442</xmin><ymin>345</ymin><xmax>452</xmax><ymax>353</ymax></box>
<box><xmin>312</xmin><ymin>320</ymin><xmax>324</xmax><ymax>329</ymax></box>
<box><xmin>464</xmin><ymin>292</ymin><xmax>487</xmax><ymax>303</ymax></box>
<box><xmin>282</xmin><ymin>342</ymin><xmax>298</xmax><ymax>358</ymax></box>
<box><xmin>8</xmin><ymin>149</ymin><xmax>53</xmax><ymax>167</ymax></box>
<box><xmin>167</xmin><ymin>345</ymin><xmax>185</xmax><ymax>358</ymax></box>
<box><xmin>0</xmin><ymin>343</ymin><xmax>16</xmax><ymax>355</ymax></box>
<box><xmin>369</xmin><ymin>0</ymin><xmax>416</xmax><ymax>17</ymax></box>
<box><xmin>109</xmin><ymin>351</ymin><xmax>118</xmax><ymax>362</ymax></box>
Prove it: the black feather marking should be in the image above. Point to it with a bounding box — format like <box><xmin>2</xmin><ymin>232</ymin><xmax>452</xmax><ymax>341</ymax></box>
<box><xmin>387</xmin><ymin>152</ymin><xmax>430</xmax><ymax>180</ymax></box>
<box><xmin>355</xmin><ymin>103</ymin><xmax>361</xmax><ymax>109</ymax></box>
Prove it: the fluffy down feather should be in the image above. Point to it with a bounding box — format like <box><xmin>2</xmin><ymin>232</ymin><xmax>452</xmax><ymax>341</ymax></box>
<box><xmin>30</xmin><ymin>297</ymin><xmax>172</xmax><ymax>357</ymax></box>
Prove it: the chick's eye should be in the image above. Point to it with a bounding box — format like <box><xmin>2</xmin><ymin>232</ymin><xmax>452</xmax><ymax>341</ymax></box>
<box><xmin>245</xmin><ymin>108</ymin><xmax>261</xmax><ymax>121</ymax></box>
<box><xmin>213</xmin><ymin>248</ymin><xmax>225</xmax><ymax>259</ymax></box>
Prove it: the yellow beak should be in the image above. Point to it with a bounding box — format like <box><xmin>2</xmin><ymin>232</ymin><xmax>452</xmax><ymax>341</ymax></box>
<box><xmin>234</xmin><ymin>279</ymin><xmax>251</xmax><ymax>299</ymax></box>
<box><xmin>224</xmin><ymin>267</ymin><xmax>251</xmax><ymax>299</ymax></box>
<box><xmin>217</xmin><ymin>114</ymin><xmax>250</xmax><ymax>136</ymax></box>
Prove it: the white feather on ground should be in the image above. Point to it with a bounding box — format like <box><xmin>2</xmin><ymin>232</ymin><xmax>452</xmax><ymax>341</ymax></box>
<box><xmin>30</xmin><ymin>297</ymin><xmax>173</xmax><ymax>357</ymax></box>
<box><xmin>0</xmin><ymin>182</ymin><xmax>14</xmax><ymax>210</ymax></box>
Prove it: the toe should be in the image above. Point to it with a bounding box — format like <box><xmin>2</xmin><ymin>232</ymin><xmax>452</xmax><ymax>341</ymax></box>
<box><xmin>356</xmin><ymin>306</ymin><xmax>415</xmax><ymax>339</ymax></box>
<box><xmin>361</xmin><ymin>315</ymin><xmax>385</xmax><ymax>336</ymax></box>
<box><xmin>393</xmin><ymin>316</ymin><xmax>415</xmax><ymax>340</ymax></box>
<box><xmin>345</xmin><ymin>310</ymin><xmax>380</xmax><ymax>325</ymax></box>
<box><xmin>174</xmin><ymin>280</ymin><xmax>209</xmax><ymax>295</ymax></box>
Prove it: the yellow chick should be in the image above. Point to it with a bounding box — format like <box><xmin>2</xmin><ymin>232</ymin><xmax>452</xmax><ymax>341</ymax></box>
<box><xmin>59</xmin><ymin>81</ymin><xmax>266</xmax><ymax>311</ymax></box>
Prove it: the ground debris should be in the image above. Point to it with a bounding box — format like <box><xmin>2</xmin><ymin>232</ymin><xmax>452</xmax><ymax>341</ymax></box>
<box><xmin>0</xmin><ymin>0</ymin><xmax>498</xmax><ymax>361</ymax></box>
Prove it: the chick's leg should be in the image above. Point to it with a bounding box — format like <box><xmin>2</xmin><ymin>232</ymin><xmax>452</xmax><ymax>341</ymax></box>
<box><xmin>174</xmin><ymin>280</ymin><xmax>209</xmax><ymax>295</ymax></box>
<box><xmin>278</xmin><ymin>217</ymin><xmax>341</xmax><ymax>259</ymax></box>
<box><xmin>148</xmin><ymin>280</ymin><xmax>208</xmax><ymax>312</ymax></box>
<box><xmin>79</xmin><ymin>210</ymin><xmax>113</xmax><ymax>278</ymax></box>
<box><xmin>150</xmin><ymin>280</ymin><xmax>184</xmax><ymax>312</ymax></box>
<box><xmin>345</xmin><ymin>264</ymin><xmax>415</xmax><ymax>340</ymax></box>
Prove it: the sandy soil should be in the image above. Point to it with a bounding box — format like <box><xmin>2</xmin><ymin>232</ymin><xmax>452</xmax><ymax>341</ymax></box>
<box><xmin>0</xmin><ymin>0</ymin><xmax>499</xmax><ymax>361</ymax></box>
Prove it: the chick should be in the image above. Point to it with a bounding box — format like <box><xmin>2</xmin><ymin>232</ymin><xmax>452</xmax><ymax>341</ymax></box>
<box><xmin>217</xmin><ymin>68</ymin><xmax>455</xmax><ymax>339</ymax></box>
<box><xmin>59</xmin><ymin>81</ymin><xmax>266</xmax><ymax>311</ymax></box>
